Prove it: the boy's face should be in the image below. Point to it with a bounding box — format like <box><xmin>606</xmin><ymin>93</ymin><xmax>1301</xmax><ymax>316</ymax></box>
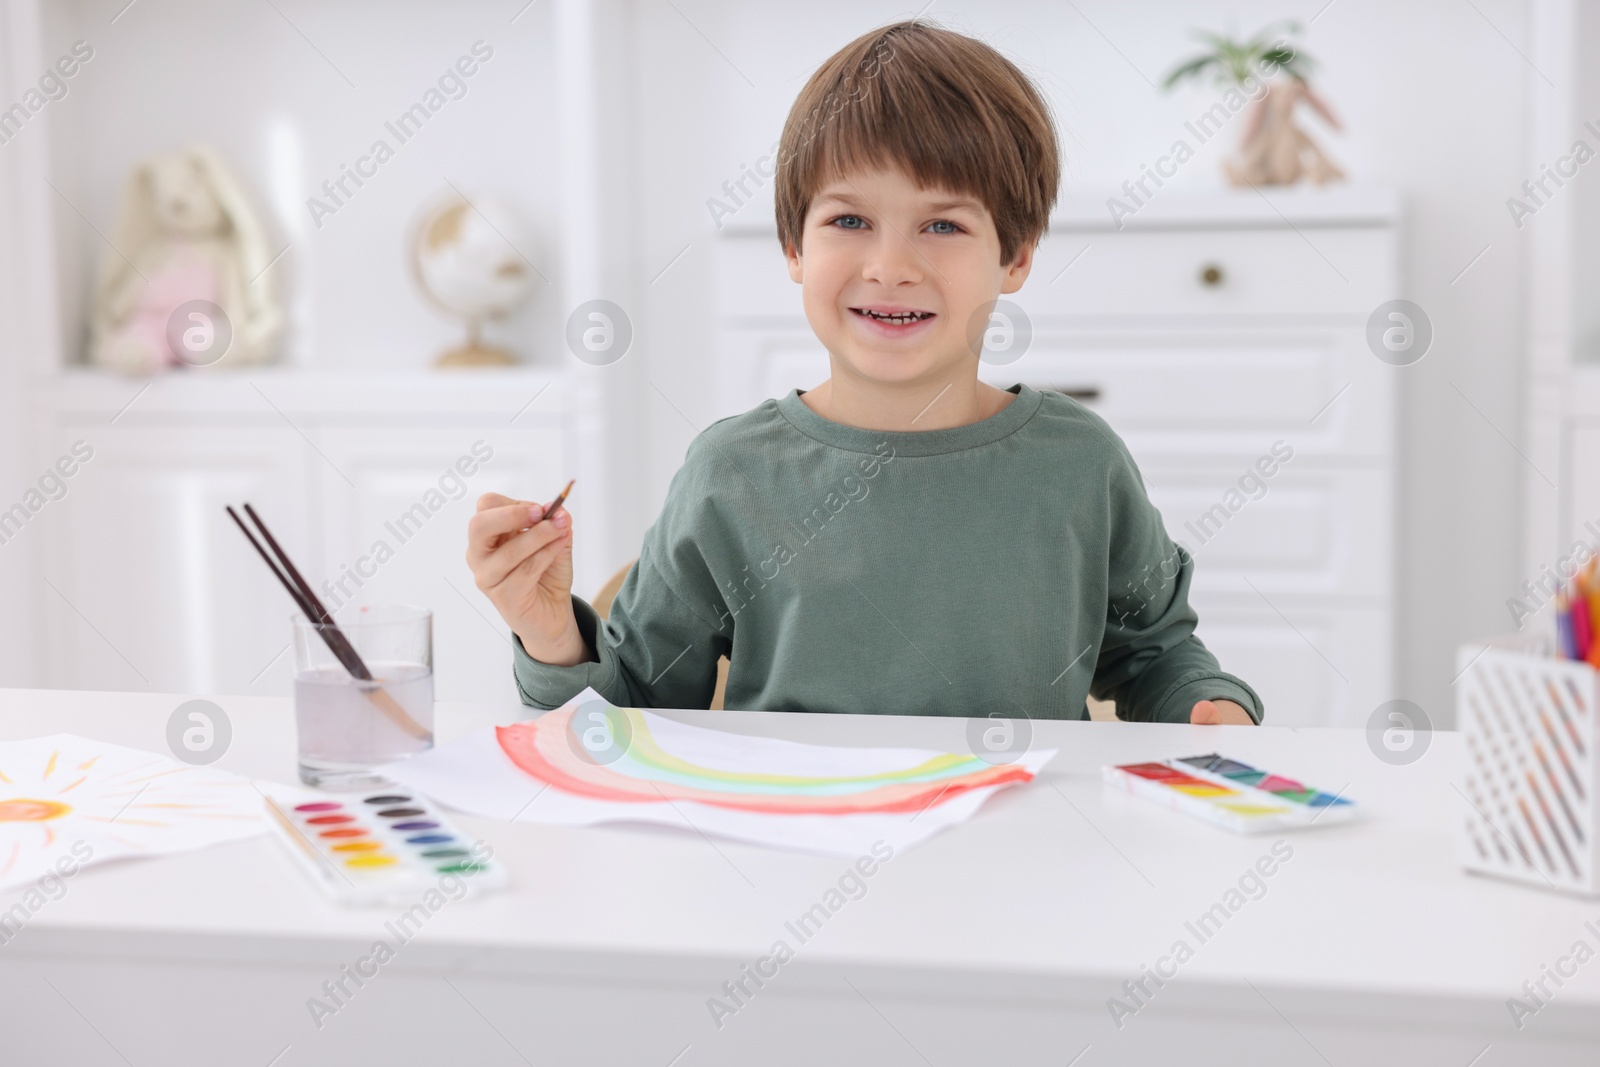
<box><xmin>785</xmin><ymin>166</ymin><xmax>1033</xmax><ymax>391</ymax></box>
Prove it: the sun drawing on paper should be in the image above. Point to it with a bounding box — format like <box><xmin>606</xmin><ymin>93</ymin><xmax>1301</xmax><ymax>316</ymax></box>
<box><xmin>0</xmin><ymin>738</ymin><xmax>262</xmax><ymax>883</ymax></box>
<box><xmin>495</xmin><ymin>704</ymin><xmax>1040</xmax><ymax>815</ymax></box>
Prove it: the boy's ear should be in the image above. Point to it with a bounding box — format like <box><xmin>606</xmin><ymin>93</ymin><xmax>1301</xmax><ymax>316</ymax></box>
<box><xmin>784</xmin><ymin>241</ymin><xmax>803</xmax><ymax>283</ymax></box>
<box><xmin>999</xmin><ymin>239</ymin><xmax>1036</xmax><ymax>295</ymax></box>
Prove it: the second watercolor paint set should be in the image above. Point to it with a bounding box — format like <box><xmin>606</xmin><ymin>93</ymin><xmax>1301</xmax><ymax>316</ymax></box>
<box><xmin>1104</xmin><ymin>753</ymin><xmax>1357</xmax><ymax>833</ymax></box>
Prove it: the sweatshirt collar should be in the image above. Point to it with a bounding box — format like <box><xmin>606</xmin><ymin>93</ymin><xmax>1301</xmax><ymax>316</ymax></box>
<box><xmin>776</xmin><ymin>382</ymin><xmax>1043</xmax><ymax>457</ymax></box>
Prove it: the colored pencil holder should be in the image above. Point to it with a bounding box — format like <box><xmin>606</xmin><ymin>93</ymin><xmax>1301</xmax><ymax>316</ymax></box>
<box><xmin>1456</xmin><ymin>638</ymin><xmax>1600</xmax><ymax>897</ymax></box>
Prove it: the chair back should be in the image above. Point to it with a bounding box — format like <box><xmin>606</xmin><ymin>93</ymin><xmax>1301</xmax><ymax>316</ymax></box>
<box><xmin>593</xmin><ymin>559</ymin><xmax>729</xmax><ymax>711</ymax></box>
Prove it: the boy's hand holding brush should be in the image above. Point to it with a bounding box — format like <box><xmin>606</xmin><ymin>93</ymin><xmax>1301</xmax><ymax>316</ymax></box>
<box><xmin>466</xmin><ymin>481</ymin><xmax>593</xmax><ymax>667</ymax></box>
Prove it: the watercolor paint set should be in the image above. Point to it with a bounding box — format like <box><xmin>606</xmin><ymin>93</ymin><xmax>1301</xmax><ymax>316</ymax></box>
<box><xmin>1103</xmin><ymin>753</ymin><xmax>1356</xmax><ymax>833</ymax></box>
<box><xmin>261</xmin><ymin>784</ymin><xmax>507</xmax><ymax>905</ymax></box>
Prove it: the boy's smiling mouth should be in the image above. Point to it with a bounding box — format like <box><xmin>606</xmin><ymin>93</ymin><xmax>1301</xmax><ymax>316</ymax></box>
<box><xmin>849</xmin><ymin>306</ymin><xmax>937</xmax><ymax>331</ymax></box>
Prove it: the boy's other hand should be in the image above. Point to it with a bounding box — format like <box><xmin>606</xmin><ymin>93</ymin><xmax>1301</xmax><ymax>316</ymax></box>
<box><xmin>1190</xmin><ymin>699</ymin><xmax>1256</xmax><ymax>725</ymax></box>
<box><xmin>466</xmin><ymin>492</ymin><xmax>589</xmax><ymax>667</ymax></box>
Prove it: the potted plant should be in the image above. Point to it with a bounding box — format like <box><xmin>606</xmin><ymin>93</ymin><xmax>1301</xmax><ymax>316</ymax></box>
<box><xmin>1163</xmin><ymin>20</ymin><xmax>1345</xmax><ymax>186</ymax></box>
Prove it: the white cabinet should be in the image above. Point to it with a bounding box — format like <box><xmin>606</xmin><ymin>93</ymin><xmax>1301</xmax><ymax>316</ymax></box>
<box><xmin>28</xmin><ymin>371</ymin><xmax>601</xmax><ymax>704</ymax></box>
<box><xmin>712</xmin><ymin>190</ymin><xmax>1398</xmax><ymax>726</ymax></box>
<box><xmin>1141</xmin><ymin>466</ymin><xmax>1392</xmax><ymax>600</ymax></box>
<box><xmin>36</xmin><ymin>423</ymin><xmax>311</xmax><ymax>695</ymax></box>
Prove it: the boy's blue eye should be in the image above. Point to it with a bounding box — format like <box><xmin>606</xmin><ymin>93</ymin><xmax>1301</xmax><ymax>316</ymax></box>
<box><xmin>928</xmin><ymin>220</ymin><xmax>959</xmax><ymax>235</ymax></box>
<box><xmin>832</xmin><ymin>215</ymin><xmax>866</xmax><ymax>230</ymax></box>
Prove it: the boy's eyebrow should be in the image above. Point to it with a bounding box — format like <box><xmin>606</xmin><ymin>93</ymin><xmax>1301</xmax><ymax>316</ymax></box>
<box><xmin>813</xmin><ymin>190</ymin><xmax>867</xmax><ymax>209</ymax></box>
<box><xmin>812</xmin><ymin>191</ymin><xmax>984</xmax><ymax>213</ymax></box>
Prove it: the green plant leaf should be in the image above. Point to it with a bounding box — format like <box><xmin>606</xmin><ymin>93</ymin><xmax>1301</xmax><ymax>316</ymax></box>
<box><xmin>1161</xmin><ymin>54</ymin><xmax>1220</xmax><ymax>89</ymax></box>
<box><xmin>1161</xmin><ymin>20</ymin><xmax>1318</xmax><ymax>91</ymax></box>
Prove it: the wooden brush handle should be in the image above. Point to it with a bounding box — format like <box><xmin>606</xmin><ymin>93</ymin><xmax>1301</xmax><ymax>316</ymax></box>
<box><xmin>365</xmin><ymin>683</ymin><xmax>432</xmax><ymax>742</ymax></box>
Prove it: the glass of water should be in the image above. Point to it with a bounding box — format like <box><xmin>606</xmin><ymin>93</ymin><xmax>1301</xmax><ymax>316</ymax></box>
<box><xmin>292</xmin><ymin>605</ymin><xmax>434</xmax><ymax>789</ymax></box>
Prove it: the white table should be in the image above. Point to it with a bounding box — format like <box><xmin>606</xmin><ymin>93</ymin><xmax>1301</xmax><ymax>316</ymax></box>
<box><xmin>0</xmin><ymin>687</ymin><xmax>1595</xmax><ymax>1067</ymax></box>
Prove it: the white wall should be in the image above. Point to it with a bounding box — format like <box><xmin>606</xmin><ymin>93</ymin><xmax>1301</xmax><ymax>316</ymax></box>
<box><xmin>0</xmin><ymin>0</ymin><xmax>52</xmax><ymax>685</ymax></box>
<box><xmin>635</xmin><ymin>0</ymin><xmax>1533</xmax><ymax>726</ymax></box>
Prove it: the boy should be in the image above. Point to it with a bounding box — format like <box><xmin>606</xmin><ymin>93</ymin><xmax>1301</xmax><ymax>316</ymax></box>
<box><xmin>466</xmin><ymin>21</ymin><xmax>1262</xmax><ymax>726</ymax></box>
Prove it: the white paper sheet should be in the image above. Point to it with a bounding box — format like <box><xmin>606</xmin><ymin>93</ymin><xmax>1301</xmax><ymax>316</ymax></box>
<box><xmin>0</xmin><ymin>734</ymin><xmax>270</xmax><ymax>894</ymax></box>
<box><xmin>379</xmin><ymin>688</ymin><xmax>1057</xmax><ymax>858</ymax></box>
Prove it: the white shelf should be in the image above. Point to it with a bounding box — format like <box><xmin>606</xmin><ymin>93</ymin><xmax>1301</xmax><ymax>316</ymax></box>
<box><xmin>34</xmin><ymin>367</ymin><xmax>572</xmax><ymax>417</ymax></box>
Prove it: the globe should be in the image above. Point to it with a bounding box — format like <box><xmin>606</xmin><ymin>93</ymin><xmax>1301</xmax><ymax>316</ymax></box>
<box><xmin>410</xmin><ymin>193</ymin><xmax>538</xmax><ymax>367</ymax></box>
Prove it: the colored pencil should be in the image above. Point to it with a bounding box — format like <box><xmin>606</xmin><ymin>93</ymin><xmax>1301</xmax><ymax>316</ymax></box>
<box><xmin>1572</xmin><ymin>594</ymin><xmax>1592</xmax><ymax>660</ymax></box>
<box><xmin>1556</xmin><ymin>593</ymin><xmax>1576</xmax><ymax>660</ymax></box>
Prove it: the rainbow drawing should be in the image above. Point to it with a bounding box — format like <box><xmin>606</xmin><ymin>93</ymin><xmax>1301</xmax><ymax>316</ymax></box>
<box><xmin>495</xmin><ymin>703</ymin><xmax>1040</xmax><ymax>815</ymax></box>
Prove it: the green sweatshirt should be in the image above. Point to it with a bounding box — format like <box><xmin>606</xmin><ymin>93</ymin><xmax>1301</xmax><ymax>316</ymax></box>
<box><xmin>512</xmin><ymin>383</ymin><xmax>1263</xmax><ymax>723</ymax></box>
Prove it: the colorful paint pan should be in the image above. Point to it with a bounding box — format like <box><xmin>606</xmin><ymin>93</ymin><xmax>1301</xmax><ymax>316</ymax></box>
<box><xmin>1103</xmin><ymin>753</ymin><xmax>1357</xmax><ymax>833</ymax></box>
<box><xmin>262</xmin><ymin>785</ymin><xmax>508</xmax><ymax>906</ymax></box>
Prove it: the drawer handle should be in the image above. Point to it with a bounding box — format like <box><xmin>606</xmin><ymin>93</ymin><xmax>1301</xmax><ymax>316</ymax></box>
<box><xmin>1043</xmin><ymin>385</ymin><xmax>1101</xmax><ymax>403</ymax></box>
<box><xmin>1199</xmin><ymin>263</ymin><xmax>1225</xmax><ymax>287</ymax></box>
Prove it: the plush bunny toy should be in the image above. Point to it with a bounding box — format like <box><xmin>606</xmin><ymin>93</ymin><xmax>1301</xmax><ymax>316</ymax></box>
<box><xmin>89</xmin><ymin>144</ymin><xmax>283</xmax><ymax>373</ymax></box>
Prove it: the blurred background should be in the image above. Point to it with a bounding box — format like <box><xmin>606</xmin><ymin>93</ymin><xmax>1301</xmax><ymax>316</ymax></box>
<box><xmin>0</xmin><ymin>0</ymin><xmax>1581</xmax><ymax>729</ymax></box>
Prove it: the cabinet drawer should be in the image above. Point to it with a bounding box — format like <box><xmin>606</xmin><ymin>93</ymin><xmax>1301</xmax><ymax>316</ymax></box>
<box><xmin>1028</xmin><ymin>226</ymin><xmax>1393</xmax><ymax>318</ymax></box>
<box><xmin>1142</xmin><ymin>466</ymin><xmax>1392</xmax><ymax>599</ymax></box>
<box><xmin>718</xmin><ymin>328</ymin><xmax>1392</xmax><ymax>462</ymax></box>
<box><xmin>981</xmin><ymin>330</ymin><xmax>1390</xmax><ymax>460</ymax></box>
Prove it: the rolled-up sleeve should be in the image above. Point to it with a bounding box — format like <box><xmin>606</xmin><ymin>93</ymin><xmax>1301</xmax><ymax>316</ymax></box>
<box><xmin>511</xmin><ymin>439</ymin><xmax>732</xmax><ymax>711</ymax></box>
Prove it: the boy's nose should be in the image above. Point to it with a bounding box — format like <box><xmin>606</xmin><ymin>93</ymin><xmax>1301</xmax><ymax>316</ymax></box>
<box><xmin>860</xmin><ymin>233</ymin><xmax>925</xmax><ymax>287</ymax></box>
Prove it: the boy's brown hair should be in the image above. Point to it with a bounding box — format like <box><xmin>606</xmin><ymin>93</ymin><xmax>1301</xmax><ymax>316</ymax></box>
<box><xmin>774</xmin><ymin>20</ymin><xmax>1059</xmax><ymax>266</ymax></box>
